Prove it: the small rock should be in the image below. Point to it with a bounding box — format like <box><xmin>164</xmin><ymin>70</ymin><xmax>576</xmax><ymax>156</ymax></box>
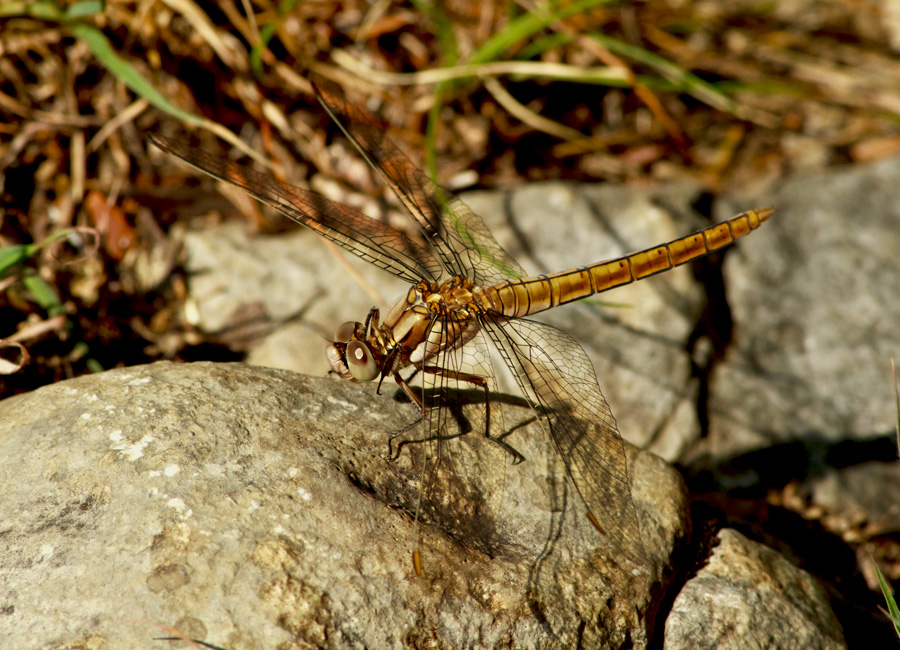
<box><xmin>664</xmin><ymin>528</ymin><xmax>847</xmax><ymax>649</ymax></box>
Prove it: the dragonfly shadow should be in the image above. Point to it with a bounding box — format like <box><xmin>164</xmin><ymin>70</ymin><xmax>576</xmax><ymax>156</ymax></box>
<box><xmin>385</xmin><ymin>385</ymin><xmax>540</xmax><ymax>559</ymax></box>
<box><xmin>387</xmin><ymin>382</ymin><xmax>608</xmax><ymax>623</ymax></box>
<box><xmin>389</xmin><ymin>386</ymin><xmax>533</xmax><ymax>447</ymax></box>
<box><xmin>523</xmin><ymin>460</ymin><xmax>648</xmax><ymax>648</ymax></box>
<box><xmin>525</xmin><ymin>478</ymin><xmax>581</xmax><ymax>642</ymax></box>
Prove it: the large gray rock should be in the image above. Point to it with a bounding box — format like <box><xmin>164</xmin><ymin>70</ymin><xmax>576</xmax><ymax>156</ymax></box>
<box><xmin>701</xmin><ymin>156</ymin><xmax>900</xmax><ymax>463</ymax></box>
<box><xmin>0</xmin><ymin>361</ymin><xmax>687</xmax><ymax>649</ymax></box>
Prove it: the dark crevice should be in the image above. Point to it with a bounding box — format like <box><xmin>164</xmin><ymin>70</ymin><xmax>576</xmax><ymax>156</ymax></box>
<box><xmin>671</xmin><ymin>191</ymin><xmax>897</xmax><ymax>648</ymax></box>
<box><xmin>684</xmin><ymin>192</ymin><xmax>735</xmax><ymax>440</ymax></box>
<box><xmin>647</xmin><ymin>500</ymin><xmax>724</xmax><ymax>650</ymax></box>
<box><xmin>613</xmin><ymin>190</ymin><xmax>743</xmax><ymax>648</ymax></box>
<box><xmin>646</xmin><ymin>192</ymin><xmax>769</xmax><ymax>646</ymax></box>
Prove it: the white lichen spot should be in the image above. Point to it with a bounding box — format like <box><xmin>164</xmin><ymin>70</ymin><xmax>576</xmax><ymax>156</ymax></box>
<box><xmin>164</xmin><ymin>464</ymin><xmax>180</xmax><ymax>477</ymax></box>
<box><xmin>125</xmin><ymin>377</ymin><xmax>151</xmax><ymax>386</ymax></box>
<box><xmin>39</xmin><ymin>545</ymin><xmax>54</xmax><ymax>559</ymax></box>
<box><xmin>248</xmin><ymin>500</ymin><xmax>260</xmax><ymax>513</ymax></box>
<box><xmin>148</xmin><ymin>487</ymin><xmax>159</xmax><ymax>497</ymax></box>
<box><xmin>326</xmin><ymin>395</ymin><xmax>357</xmax><ymax>412</ymax></box>
<box><xmin>110</xmin><ymin>433</ymin><xmax>154</xmax><ymax>461</ymax></box>
<box><xmin>204</xmin><ymin>463</ymin><xmax>223</xmax><ymax>477</ymax></box>
<box><xmin>80</xmin><ymin>412</ymin><xmax>91</xmax><ymax>420</ymax></box>
<box><xmin>148</xmin><ymin>470</ymin><xmax>161</xmax><ymax>478</ymax></box>
<box><xmin>297</xmin><ymin>487</ymin><xmax>312</xmax><ymax>501</ymax></box>
<box><xmin>167</xmin><ymin>497</ymin><xmax>186</xmax><ymax>512</ymax></box>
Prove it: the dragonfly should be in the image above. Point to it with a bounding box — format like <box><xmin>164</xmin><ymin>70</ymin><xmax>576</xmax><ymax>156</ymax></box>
<box><xmin>150</xmin><ymin>75</ymin><xmax>772</xmax><ymax>574</ymax></box>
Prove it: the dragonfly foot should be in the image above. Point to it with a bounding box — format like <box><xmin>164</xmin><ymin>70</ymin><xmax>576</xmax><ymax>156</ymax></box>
<box><xmin>387</xmin><ymin>426</ymin><xmax>418</xmax><ymax>461</ymax></box>
<box><xmin>487</xmin><ymin>435</ymin><xmax>526</xmax><ymax>465</ymax></box>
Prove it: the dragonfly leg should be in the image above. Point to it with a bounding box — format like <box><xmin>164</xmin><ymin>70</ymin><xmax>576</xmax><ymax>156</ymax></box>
<box><xmin>387</xmin><ymin>372</ymin><xmax>426</xmax><ymax>461</ymax></box>
<box><xmin>420</xmin><ymin>365</ymin><xmax>525</xmax><ymax>465</ymax></box>
<box><xmin>387</xmin><ymin>370</ymin><xmax>488</xmax><ymax>458</ymax></box>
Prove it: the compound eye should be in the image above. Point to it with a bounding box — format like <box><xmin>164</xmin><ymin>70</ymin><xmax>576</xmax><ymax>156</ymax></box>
<box><xmin>345</xmin><ymin>340</ymin><xmax>379</xmax><ymax>382</ymax></box>
<box><xmin>334</xmin><ymin>321</ymin><xmax>360</xmax><ymax>343</ymax></box>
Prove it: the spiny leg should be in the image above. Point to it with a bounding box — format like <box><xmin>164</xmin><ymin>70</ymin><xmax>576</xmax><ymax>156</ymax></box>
<box><xmin>387</xmin><ymin>366</ymin><xmax>525</xmax><ymax>463</ymax></box>
<box><xmin>386</xmin><ymin>370</ymin><xmax>467</xmax><ymax>460</ymax></box>
<box><xmin>387</xmin><ymin>371</ymin><xmax>425</xmax><ymax>460</ymax></box>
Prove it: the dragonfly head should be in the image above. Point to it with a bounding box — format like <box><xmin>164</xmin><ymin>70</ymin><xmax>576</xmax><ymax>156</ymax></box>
<box><xmin>327</xmin><ymin>321</ymin><xmax>380</xmax><ymax>382</ymax></box>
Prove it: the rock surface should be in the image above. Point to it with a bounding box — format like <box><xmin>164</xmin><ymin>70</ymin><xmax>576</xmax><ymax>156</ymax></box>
<box><xmin>694</xmin><ymin>156</ymin><xmax>900</xmax><ymax>464</ymax></box>
<box><xmin>664</xmin><ymin>529</ymin><xmax>846</xmax><ymax>650</ymax></box>
<box><xmin>0</xmin><ymin>361</ymin><xmax>687</xmax><ymax>649</ymax></box>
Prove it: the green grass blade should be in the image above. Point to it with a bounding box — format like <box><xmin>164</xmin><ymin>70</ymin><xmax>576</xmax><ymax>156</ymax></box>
<box><xmin>590</xmin><ymin>33</ymin><xmax>735</xmax><ymax>112</ymax></box>
<box><xmin>0</xmin><ymin>245</ymin><xmax>32</xmax><ymax>275</ymax></box>
<box><xmin>467</xmin><ymin>0</ymin><xmax>615</xmax><ymax>67</ymax></box>
<box><xmin>70</xmin><ymin>23</ymin><xmax>203</xmax><ymax>126</ymax></box>
<box><xmin>425</xmin><ymin>83</ymin><xmax>446</xmax><ymax>188</ymax></box>
<box><xmin>22</xmin><ymin>272</ymin><xmax>65</xmax><ymax>316</ymax></box>
<box><xmin>414</xmin><ymin>0</ymin><xmax>459</xmax><ymax>182</ymax></box>
<box><xmin>876</xmin><ymin>563</ymin><xmax>900</xmax><ymax>638</ymax></box>
<box><xmin>63</xmin><ymin>0</ymin><xmax>105</xmax><ymax>19</ymax></box>
<box><xmin>412</xmin><ymin>0</ymin><xmax>459</xmax><ymax>65</ymax></box>
<box><xmin>518</xmin><ymin>33</ymin><xmax>571</xmax><ymax>60</ymax></box>
<box><xmin>1</xmin><ymin>0</ymin><xmax>61</xmax><ymax>19</ymax></box>
<box><xmin>250</xmin><ymin>0</ymin><xmax>302</xmax><ymax>77</ymax></box>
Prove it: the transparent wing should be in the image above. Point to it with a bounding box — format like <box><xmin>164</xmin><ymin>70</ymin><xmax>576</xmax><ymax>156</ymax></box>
<box><xmin>398</xmin><ymin>322</ymin><xmax>507</xmax><ymax>555</ymax></box>
<box><xmin>311</xmin><ymin>75</ymin><xmax>527</xmax><ymax>286</ymax></box>
<box><xmin>480</xmin><ymin>313</ymin><xmax>644</xmax><ymax>563</ymax></box>
<box><xmin>149</xmin><ymin>134</ymin><xmax>442</xmax><ymax>284</ymax></box>
<box><xmin>421</xmin><ymin>323</ymin><xmax>499</xmax><ymax>449</ymax></box>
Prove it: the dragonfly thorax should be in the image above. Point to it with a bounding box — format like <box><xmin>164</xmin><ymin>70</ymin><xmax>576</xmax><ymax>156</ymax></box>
<box><xmin>325</xmin><ymin>275</ymin><xmax>486</xmax><ymax>384</ymax></box>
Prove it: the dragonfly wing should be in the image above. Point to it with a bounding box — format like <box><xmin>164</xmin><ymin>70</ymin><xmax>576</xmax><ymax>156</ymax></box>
<box><xmin>480</xmin><ymin>313</ymin><xmax>645</xmax><ymax>563</ymax></box>
<box><xmin>420</xmin><ymin>323</ymin><xmax>499</xmax><ymax>445</ymax></box>
<box><xmin>149</xmin><ymin>134</ymin><xmax>441</xmax><ymax>284</ymax></box>
<box><xmin>311</xmin><ymin>76</ymin><xmax>527</xmax><ymax>286</ymax></box>
<box><xmin>384</xmin><ymin>321</ymin><xmax>508</xmax><ymax>554</ymax></box>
